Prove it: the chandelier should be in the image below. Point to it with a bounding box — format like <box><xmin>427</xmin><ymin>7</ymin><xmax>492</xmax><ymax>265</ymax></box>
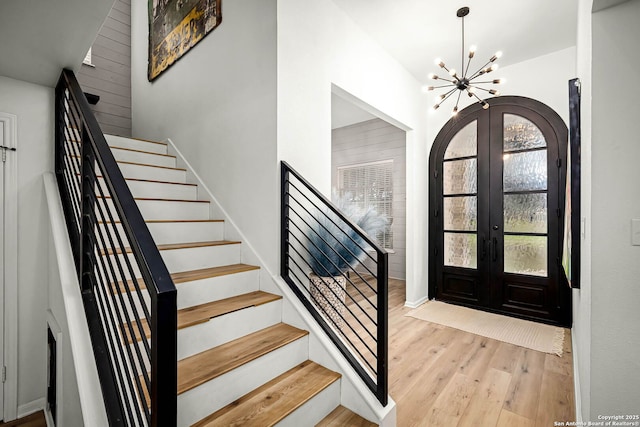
<box><xmin>424</xmin><ymin>7</ymin><xmax>504</xmax><ymax>115</ymax></box>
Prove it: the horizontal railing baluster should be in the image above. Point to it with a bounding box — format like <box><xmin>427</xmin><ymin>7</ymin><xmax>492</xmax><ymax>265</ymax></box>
<box><xmin>281</xmin><ymin>161</ymin><xmax>388</xmax><ymax>405</ymax></box>
<box><xmin>55</xmin><ymin>69</ymin><xmax>177</xmax><ymax>426</ymax></box>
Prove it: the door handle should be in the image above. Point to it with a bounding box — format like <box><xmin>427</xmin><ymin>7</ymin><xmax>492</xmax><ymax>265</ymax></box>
<box><xmin>492</xmin><ymin>237</ymin><xmax>498</xmax><ymax>262</ymax></box>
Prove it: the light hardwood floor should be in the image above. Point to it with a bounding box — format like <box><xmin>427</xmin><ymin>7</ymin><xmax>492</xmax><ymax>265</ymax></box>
<box><xmin>378</xmin><ymin>278</ymin><xmax>575</xmax><ymax>427</ymax></box>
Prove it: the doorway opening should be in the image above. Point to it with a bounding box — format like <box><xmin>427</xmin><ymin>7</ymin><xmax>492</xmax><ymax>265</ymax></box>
<box><xmin>331</xmin><ymin>92</ymin><xmax>407</xmax><ymax>281</ymax></box>
<box><xmin>428</xmin><ymin>96</ymin><xmax>571</xmax><ymax>326</ymax></box>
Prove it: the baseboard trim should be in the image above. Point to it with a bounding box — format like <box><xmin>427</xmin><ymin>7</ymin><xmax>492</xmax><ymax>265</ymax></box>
<box><xmin>572</xmin><ymin>328</ymin><xmax>582</xmax><ymax>422</ymax></box>
<box><xmin>404</xmin><ymin>295</ymin><xmax>429</xmax><ymax>309</ymax></box>
<box><xmin>17</xmin><ymin>398</ymin><xmax>45</xmax><ymax>419</ymax></box>
<box><xmin>44</xmin><ymin>408</ymin><xmax>54</xmax><ymax>427</ymax></box>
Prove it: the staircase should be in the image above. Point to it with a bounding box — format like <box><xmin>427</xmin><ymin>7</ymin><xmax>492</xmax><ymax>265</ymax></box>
<box><xmin>103</xmin><ymin>134</ymin><xmax>376</xmax><ymax>426</ymax></box>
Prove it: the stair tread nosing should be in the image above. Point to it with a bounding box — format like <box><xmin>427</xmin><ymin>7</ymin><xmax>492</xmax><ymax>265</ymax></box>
<box><xmin>316</xmin><ymin>406</ymin><xmax>378</xmax><ymax>427</ymax></box>
<box><xmin>103</xmin><ymin>240</ymin><xmax>241</xmax><ymax>256</ymax></box>
<box><xmin>123</xmin><ymin>290</ymin><xmax>280</xmax><ymax>343</ymax></box>
<box><xmin>118</xmin><ymin>263</ymin><xmax>259</xmax><ymax>293</ymax></box>
<box><xmin>178</xmin><ymin>323</ymin><xmax>309</xmax><ymax>395</ymax></box>
<box><xmin>192</xmin><ymin>360</ymin><xmax>341</xmax><ymax>427</ymax></box>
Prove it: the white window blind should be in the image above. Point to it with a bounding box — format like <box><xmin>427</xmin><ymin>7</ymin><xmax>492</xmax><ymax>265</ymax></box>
<box><xmin>338</xmin><ymin>160</ymin><xmax>393</xmax><ymax>249</ymax></box>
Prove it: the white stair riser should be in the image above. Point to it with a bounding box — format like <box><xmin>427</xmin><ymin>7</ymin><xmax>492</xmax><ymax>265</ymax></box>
<box><xmin>99</xmin><ymin>198</ymin><xmax>210</xmax><ymax>221</ymax></box>
<box><xmin>177</xmin><ymin>336</ymin><xmax>309</xmax><ymax>427</ymax></box>
<box><xmin>275</xmin><ymin>380</ymin><xmax>341</xmax><ymax>427</ymax></box>
<box><xmin>98</xmin><ymin>221</ymin><xmax>224</xmax><ymax>246</ymax></box>
<box><xmin>96</xmin><ymin>178</ymin><xmax>197</xmax><ymax>200</ymax></box>
<box><xmin>177</xmin><ymin>269</ymin><xmax>260</xmax><ymax>308</ymax></box>
<box><xmin>105</xmin><ymin>135</ymin><xmax>168</xmax><ymax>155</ymax></box>
<box><xmin>102</xmin><ymin>243</ymin><xmax>242</xmax><ymax>277</ymax></box>
<box><xmin>178</xmin><ymin>300</ymin><xmax>282</xmax><ymax>360</ymax></box>
<box><xmin>111</xmin><ymin>147</ymin><xmax>176</xmax><ymax>168</ymax></box>
<box><xmin>147</xmin><ymin>221</ymin><xmax>224</xmax><ymax>244</ymax></box>
<box><xmin>110</xmin><ymin>269</ymin><xmax>261</xmax><ymax>318</ymax></box>
<box><xmin>118</xmin><ymin>162</ymin><xmax>186</xmax><ymax>183</ymax></box>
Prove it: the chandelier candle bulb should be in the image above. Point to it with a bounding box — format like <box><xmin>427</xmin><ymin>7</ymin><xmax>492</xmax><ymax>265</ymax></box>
<box><xmin>469</xmin><ymin>45</ymin><xmax>477</xmax><ymax>58</ymax></box>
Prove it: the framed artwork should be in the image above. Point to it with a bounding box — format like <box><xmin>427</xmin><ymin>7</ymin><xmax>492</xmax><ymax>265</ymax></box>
<box><xmin>148</xmin><ymin>0</ymin><xmax>222</xmax><ymax>81</ymax></box>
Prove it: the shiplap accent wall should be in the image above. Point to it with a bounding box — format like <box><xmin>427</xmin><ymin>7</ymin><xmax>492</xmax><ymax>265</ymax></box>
<box><xmin>77</xmin><ymin>0</ymin><xmax>131</xmax><ymax>136</ymax></box>
<box><xmin>332</xmin><ymin>118</ymin><xmax>406</xmax><ymax>279</ymax></box>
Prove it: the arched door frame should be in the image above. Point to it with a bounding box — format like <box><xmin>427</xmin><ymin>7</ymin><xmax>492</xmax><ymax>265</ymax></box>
<box><xmin>428</xmin><ymin>96</ymin><xmax>571</xmax><ymax>326</ymax></box>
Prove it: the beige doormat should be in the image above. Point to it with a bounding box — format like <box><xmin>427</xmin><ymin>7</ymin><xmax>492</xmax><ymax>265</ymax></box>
<box><xmin>406</xmin><ymin>301</ymin><xmax>565</xmax><ymax>356</ymax></box>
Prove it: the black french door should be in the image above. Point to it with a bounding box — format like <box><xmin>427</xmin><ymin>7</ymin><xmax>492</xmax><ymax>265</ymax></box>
<box><xmin>429</xmin><ymin>96</ymin><xmax>571</xmax><ymax>326</ymax></box>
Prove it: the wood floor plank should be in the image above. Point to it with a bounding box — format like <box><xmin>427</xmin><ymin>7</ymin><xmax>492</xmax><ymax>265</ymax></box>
<box><xmin>458</xmin><ymin>368</ymin><xmax>512</xmax><ymax>427</ymax></box>
<box><xmin>502</xmin><ymin>349</ymin><xmax>546</xmax><ymax>419</ymax></box>
<box><xmin>457</xmin><ymin>334</ymin><xmax>500</xmax><ymax>381</ymax></box>
<box><xmin>0</xmin><ymin>411</ymin><xmax>47</xmax><ymax>427</ymax></box>
<box><xmin>123</xmin><ymin>290</ymin><xmax>281</xmax><ymax>342</ymax></box>
<box><xmin>177</xmin><ymin>323</ymin><xmax>308</xmax><ymax>395</ymax></box>
<box><xmin>490</xmin><ymin>341</ymin><xmax>526</xmax><ymax>374</ymax></box>
<box><xmin>316</xmin><ymin>405</ymin><xmax>377</xmax><ymax>427</ymax></box>
<box><xmin>544</xmin><ymin>329</ymin><xmax>573</xmax><ymax>377</ymax></box>
<box><xmin>497</xmin><ymin>409</ymin><xmax>535</xmax><ymax>427</ymax></box>
<box><xmin>535</xmin><ymin>370</ymin><xmax>575</xmax><ymax>427</ymax></box>
<box><xmin>359</xmin><ymin>279</ymin><xmax>574</xmax><ymax>427</ymax></box>
<box><xmin>193</xmin><ymin>361</ymin><xmax>340</xmax><ymax>427</ymax></box>
<box><xmin>424</xmin><ymin>372</ymin><xmax>478</xmax><ymax>427</ymax></box>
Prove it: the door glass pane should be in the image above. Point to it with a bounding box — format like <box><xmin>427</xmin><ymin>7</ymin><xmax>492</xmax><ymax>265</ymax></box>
<box><xmin>445</xmin><ymin>121</ymin><xmax>477</xmax><ymax>159</ymax></box>
<box><xmin>504</xmin><ymin>193</ymin><xmax>547</xmax><ymax>233</ymax></box>
<box><xmin>444</xmin><ymin>233</ymin><xmax>477</xmax><ymax>269</ymax></box>
<box><xmin>503</xmin><ymin>150</ymin><xmax>547</xmax><ymax>192</ymax></box>
<box><xmin>503</xmin><ymin>114</ymin><xmax>546</xmax><ymax>152</ymax></box>
<box><xmin>444</xmin><ymin>196</ymin><xmax>477</xmax><ymax>231</ymax></box>
<box><xmin>504</xmin><ymin>235</ymin><xmax>547</xmax><ymax>277</ymax></box>
<box><xmin>443</xmin><ymin>158</ymin><xmax>477</xmax><ymax>195</ymax></box>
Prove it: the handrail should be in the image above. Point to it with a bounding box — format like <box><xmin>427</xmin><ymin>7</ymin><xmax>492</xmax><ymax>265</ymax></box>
<box><xmin>280</xmin><ymin>161</ymin><xmax>388</xmax><ymax>406</ymax></box>
<box><xmin>54</xmin><ymin>69</ymin><xmax>177</xmax><ymax>426</ymax></box>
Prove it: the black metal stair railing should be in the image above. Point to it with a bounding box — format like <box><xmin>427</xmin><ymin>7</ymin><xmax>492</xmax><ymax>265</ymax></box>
<box><xmin>280</xmin><ymin>161</ymin><xmax>389</xmax><ymax>406</ymax></box>
<box><xmin>54</xmin><ymin>69</ymin><xmax>177</xmax><ymax>426</ymax></box>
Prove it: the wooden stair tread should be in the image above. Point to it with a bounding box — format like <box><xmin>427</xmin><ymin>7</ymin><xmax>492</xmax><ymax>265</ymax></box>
<box><xmin>104</xmin><ymin>240</ymin><xmax>240</xmax><ymax>256</ymax></box>
<box><xmin>109</xmin><ymin>145</ymin><xmax>176</xmax><ymax>158</ymax></box>
<box><xmin>316</xmin><ymin>406</ymin><xmax>378</xmax><ymax>427</ymax></box>
<box><xmin>118</xmin><ymin>263</ymin><xmax>260</xmax><ymax>293</ymax></box>
<box><xmin>123</xmin><ymin>291</ymin><xmax>281</xmax><ymax>343</ymax></box>
<box><xmin>192</xmin><ymin>360</ymin><xmax>341</xmax><ymax>427</ymax></box>
<box><xmin>178</xmin><ymin>323</ymin><xmax>309</xmax><ymax>395</ymax></box>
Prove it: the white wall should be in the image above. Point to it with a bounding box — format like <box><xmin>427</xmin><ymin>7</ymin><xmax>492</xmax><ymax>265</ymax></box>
<box><xmin>0</xmin><ymin>76</ymin><xmax>53</xmax><ymax>413</ymax></box>
<box><xmin>277</xmin><ymin>0</ymin><xmax>429</xmax><ymax>305</ymax></box>
<box><xmin>573</xmin><ymin>0</ymin><xmax>593</xmax><ymax>420</ymax></box>
<box><xmin>130</xmin><ymin>0</ymin><xmax>279</xmax><ymax>271</ymax></box>
<box><xmin>426</xmin><ymin>47</ymin><xmax>577</xmax><ymax>146</ymax></box>
<box><xmin>590</xmin><ymin>0</ymin><xmax>640</xmax><ymax>416</ymax></box>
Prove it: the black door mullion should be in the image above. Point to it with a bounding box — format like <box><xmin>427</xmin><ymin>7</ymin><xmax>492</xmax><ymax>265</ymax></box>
<box><xmin>477</xmin><ymin>110</ymin><xmax>492</xmax><ymax>307</ymax></box>
<box><xmin>488</xmin><ymin>107</ymin><xmax>506</xmax><ymax>310</ymax></box>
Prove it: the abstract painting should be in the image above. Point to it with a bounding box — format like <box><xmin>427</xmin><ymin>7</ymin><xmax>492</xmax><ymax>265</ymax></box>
<box><xmin>148</xmin><ymin>0</ymin><xmax>222</xmax><ymax>81</ymax></box>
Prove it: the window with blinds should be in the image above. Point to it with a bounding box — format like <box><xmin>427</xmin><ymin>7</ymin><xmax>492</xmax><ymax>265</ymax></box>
<box><xmin>338</xmin><ymin>160</ymin><xmax>393</xmax><ymax>249</ymax></box>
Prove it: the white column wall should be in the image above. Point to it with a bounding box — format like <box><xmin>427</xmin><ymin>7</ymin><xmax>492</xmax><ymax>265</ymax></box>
<box><xmin>130</xmin><ymin>0</ymin><xmax>279</xmax><ymax>271</ymax></box>
<box><xmin>590</xmin><ymin>0</ymin><xmax>640</xmax><ymax>416</ymax></box>
<box><xmin>276</xmin><ymin>0</ymin><xmax>429</xmax><ymax>305</ymax></box>
<box><xmin>0</xmin><ymin>76</ymin><xmax>53</xmax><ymax>414</ymax></box>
